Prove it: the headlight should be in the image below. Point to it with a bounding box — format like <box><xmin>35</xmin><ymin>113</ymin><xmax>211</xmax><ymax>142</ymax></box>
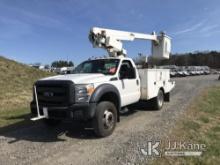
<box><xmin>75</xmin><ymin>84</ymin><xmax>95</xmax><ymax>103</ymax></box>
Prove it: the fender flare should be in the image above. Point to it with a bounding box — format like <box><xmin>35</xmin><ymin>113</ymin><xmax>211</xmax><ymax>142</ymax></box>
<box><xmin>90</xmin><ymin>83</ymin><xmax>121</xmax><ymax>122</ymax></box>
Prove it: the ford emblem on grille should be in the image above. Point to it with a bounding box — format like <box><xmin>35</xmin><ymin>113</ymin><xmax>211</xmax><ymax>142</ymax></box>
<box><xmin>43</xmin><ymin>91</ymin><xmax>54</xmax><ymax>97</ymax></box>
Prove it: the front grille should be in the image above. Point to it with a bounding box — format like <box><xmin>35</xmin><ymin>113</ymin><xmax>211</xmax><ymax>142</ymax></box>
<box><xmin>34</xmin><ymin>80</ymin><xmax>74</xmax><ymax>106</ymax></box>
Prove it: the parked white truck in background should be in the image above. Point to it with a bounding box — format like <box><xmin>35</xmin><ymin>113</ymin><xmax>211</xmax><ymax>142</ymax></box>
<box><xmin>31</xmin><ymin>27</ymin><xmax>175</xmax><ymax>137</ymax></box>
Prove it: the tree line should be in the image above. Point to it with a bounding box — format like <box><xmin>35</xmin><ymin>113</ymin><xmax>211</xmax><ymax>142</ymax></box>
<box><xmin>34</xmin><ymin>51</ymin><xmax>220</xmax><ymax>69</ymax></box>
<box><xmin>51</xmin><ymin>60</ymin><xmax>74</xmax><ymax>68</ymax></box>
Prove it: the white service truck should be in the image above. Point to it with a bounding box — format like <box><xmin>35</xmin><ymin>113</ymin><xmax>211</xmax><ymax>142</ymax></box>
<box><xmin>31</xmin><ymin>27</ymin><xmax>175</xmax><ymax>137</ymax></box>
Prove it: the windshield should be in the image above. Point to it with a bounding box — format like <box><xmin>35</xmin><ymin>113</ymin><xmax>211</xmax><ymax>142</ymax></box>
<box><xmin>74</xmin><ymin>59</ymin><xmax>120</xmax><ymax>75</ymax></box>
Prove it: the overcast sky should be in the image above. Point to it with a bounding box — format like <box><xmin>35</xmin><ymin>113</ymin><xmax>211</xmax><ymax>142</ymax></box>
<box><xmin>0</xmin><ymin>0</ymin><xmax>220</xmax><ymax>64</ymax></box>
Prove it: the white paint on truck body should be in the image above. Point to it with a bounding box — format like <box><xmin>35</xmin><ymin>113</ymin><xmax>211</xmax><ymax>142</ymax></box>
<box><xmin>38</xmin><ymin>57</ymin><xmax>175</xmax><ymax>108</ymax></box>
<box><xmin>138</xmin><ymin>69</ymin><xmax>175</xmax><ymax>100</ymax></box>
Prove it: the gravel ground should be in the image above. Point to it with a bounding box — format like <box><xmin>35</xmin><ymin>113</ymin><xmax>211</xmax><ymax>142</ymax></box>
<box><xmin>0</xmin><ymin>75</ymin><xmax>219</xmax><ymax>165</ymax></box>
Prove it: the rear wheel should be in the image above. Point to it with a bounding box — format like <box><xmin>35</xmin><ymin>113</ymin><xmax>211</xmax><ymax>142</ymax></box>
<box><xmin>93</xmin><ymin>101</ymin><xmax>117</xmax><ymax>137</ymax></box>
<box><xmin>152</xmin><ymin>89</ymin><xmax>164</xmax><ymax>110</ymax></box>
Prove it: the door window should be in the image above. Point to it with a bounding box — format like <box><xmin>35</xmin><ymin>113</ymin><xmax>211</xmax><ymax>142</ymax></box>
<box><xmin>119</xmin><ymin>60</ymin><xmax>136</xmax><ymax>79</ymax></box>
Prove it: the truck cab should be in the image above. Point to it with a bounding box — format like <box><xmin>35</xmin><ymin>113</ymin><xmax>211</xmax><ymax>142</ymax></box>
<box><xmin>31</xmin><ymin>57</ymin><xmax>142</xmax><ymax>136</ymax></box>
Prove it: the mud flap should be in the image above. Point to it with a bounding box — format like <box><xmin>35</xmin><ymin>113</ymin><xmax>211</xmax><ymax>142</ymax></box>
<box><xmin>164</xmin><ymin>92</ymin><xmax>170</xmax><ymax>102</ymax></box>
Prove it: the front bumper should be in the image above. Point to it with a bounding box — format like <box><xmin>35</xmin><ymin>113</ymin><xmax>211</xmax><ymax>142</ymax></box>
<box><xmin>30</xmin><ymin>101</ymin><xmax>96</xmax><ymax>121</ymax></box>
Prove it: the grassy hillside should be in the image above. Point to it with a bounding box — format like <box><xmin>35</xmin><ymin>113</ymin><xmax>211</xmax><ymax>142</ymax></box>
<box><xmin>0</xmin><ymin>56</ymin><xmax>54</xmax><ymax>111</ymax></box>
<box><xmin>152</xmin><ymin>86</ymin><xmax>220</xmax><ymax>165</ymax></box>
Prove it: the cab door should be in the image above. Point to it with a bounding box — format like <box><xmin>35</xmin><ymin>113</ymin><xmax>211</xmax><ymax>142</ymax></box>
<box><xmin>118</xmin><ymin>60</ymin><xmax>140</xmax><ymax>106</ymax></box>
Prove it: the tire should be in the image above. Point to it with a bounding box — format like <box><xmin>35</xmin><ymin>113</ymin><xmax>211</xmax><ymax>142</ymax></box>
<box><xmin>43</xmin><ymin>118</ymin><xmax>61</xmax><ymax>126</ymax></box>
<box><xmin>93</xmin><ymin>101</ymin><xmax>117</xmax><ymax>137</ymax></box>
<box><xmin>152</xmin><ymin>89</ymin><xmax>164</xmax><ymax>110</ymax></box>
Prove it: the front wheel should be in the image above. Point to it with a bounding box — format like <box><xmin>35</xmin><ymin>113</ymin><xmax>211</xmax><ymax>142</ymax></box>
<box><xmin>93</xmin><ymin>101</ymin><xmax>117</xmax><ymax>137</ymax></box>
<box><xmin>152</xmin><ymin>89</ymin><xmax>164</xmax><ymax>110</ymax></box>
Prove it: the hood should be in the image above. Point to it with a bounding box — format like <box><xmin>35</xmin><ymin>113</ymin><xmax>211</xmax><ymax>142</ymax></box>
<box><xmin>40</xmin><ymin>73</ymin><xmax>112</xmax><ymax>84</ymax></box>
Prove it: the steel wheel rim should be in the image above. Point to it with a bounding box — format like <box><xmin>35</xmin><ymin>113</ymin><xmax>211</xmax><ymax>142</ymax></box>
<box><xmin>103</xmin><ymin>109</ymin><xmax>114</xmax><ymax>129</ymax></box>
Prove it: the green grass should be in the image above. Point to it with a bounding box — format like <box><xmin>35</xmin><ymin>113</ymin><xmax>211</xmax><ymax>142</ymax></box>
<box><xmin>0</xmin><ymin>107</ymin><xmax>29</xmax><ymax>128</ymax></box>
<box><xmin>199</xmin><ymin>116</ymin><xmax>210</xmax><ymax>123</ymax></box>
<box><xmin>0</xmin><ymin>56</ymin><xmax>54</xmax><ymax>128</ymax></box>
<box><xmin>152</xmin><ymin>86</ymin><xmax>220</xmax><ymax>165</ymax></box>
<box><xmin>183</xmin><ymin>120</ymin><xmax>201</xmax><ymax>130</ymax></box>
<box><xmin>0</xmin><ymin>56</ymin><xmax>53</xmax><ymax>111</ymax></box>
<box><xmin>211</xmin><ymin>126</ymin><xmax>220</xmax><ymax>132</ymax></box>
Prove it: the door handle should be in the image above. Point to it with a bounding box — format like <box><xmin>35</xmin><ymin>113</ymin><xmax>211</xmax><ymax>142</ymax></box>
<box><xmin>136</xmin><ymin>79</ymin><xmax>139</xmax><ymax>86</ymax></box>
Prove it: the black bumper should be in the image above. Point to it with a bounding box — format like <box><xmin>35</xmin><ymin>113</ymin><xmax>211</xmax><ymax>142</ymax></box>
<box><xmin>30</xmin><ymin>101</ymin><xmax>96</xmax><ymax>121</ymax></box>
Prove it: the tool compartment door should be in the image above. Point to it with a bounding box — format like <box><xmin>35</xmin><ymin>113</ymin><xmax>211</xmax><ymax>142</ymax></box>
<box><xmin>138</xmin><ymin>69</ymin><xmax>171</xmax><ymax>100</ymax></box>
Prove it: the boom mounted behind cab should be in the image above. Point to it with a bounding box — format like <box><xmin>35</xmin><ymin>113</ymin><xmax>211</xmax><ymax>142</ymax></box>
<box><xmin>30</xmin><ymin>27</ymin><xmax>175</xmax><ymax>137</ymax></box>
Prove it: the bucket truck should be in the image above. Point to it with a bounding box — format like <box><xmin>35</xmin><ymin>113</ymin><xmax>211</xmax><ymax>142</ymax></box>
<box><xmin>30</xmin><ymin>27</ymin><xmax>175</xmax><ymax>137</ymax></box>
